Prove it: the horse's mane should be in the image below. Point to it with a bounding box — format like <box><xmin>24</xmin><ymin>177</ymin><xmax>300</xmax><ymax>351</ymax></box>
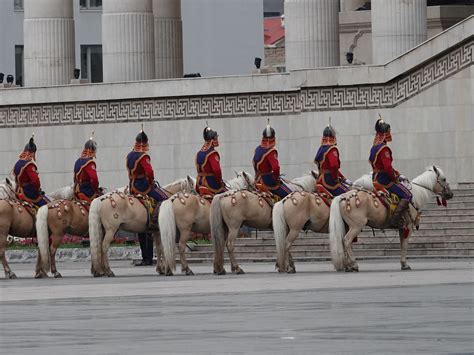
<box><xmin>290</xmin><ymin>172</ymin><xmax>317</xmax><ymax>192</ymax></box>
<box><xmin>48</xmin><ymin>185</ymin><xmax>74</xmax><ymax>200</ymax></box>
<box><xmin>353</xmin><ymin>174</ymin><xmax>373</xmax><ymax>190</ymax></box>
<box><xmin>412</xmin><ymin>166</ymin><xmax>445</xmax><ymax>186</ymax></box>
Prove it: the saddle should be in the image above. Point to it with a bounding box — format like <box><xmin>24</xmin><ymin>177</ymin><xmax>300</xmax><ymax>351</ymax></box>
<box><xmin>130</xmin><ymin>193</ymin><xmax>159</xmax><ymax>230</ymax></box>
<box><xmin>372</xmin><ymin>182</ymin><xmax>401</xmax><ymax>224</ymax></box>
<box><xmin>315</xmin><ymin>184</ymin><xmax>333</xmax><ymax>207</ymax></box>
<box><xmin>197</xmin><ymin>186</ymin><xmax>214</xmax><ymax>202</ymax></box>
<box><xmin>255</xmin><ymin>183</ymin><xmax>279</xmax><ymax>205</ymax></box>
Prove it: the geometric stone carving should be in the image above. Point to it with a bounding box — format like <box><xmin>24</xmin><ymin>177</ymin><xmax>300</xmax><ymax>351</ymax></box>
<box><xmin>0</xmin><ymin>40</ymin><xmax>472</xmax><ymax>127</ymax></box>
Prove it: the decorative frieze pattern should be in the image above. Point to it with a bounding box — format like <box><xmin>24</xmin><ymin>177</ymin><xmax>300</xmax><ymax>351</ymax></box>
<box><xmin>0</xmin><ymin>40</ymin><xmax>472</xmax><ymax>128</ymax></box>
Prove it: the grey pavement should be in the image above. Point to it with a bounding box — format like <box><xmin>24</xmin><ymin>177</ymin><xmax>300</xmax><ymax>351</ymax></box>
<box><xmin>0</xmin><ymin>260</ymin><xmax>473</xmax><ymax>355</ymax></box>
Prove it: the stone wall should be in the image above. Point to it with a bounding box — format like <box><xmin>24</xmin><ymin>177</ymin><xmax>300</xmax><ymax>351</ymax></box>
<box><xmin>0</xmin><ymin>17</ymin><xmax>472</xmax><ymax>192</ymax></box>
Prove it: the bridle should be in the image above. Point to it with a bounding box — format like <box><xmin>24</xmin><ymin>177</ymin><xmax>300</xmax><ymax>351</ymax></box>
<box><xmin>411</xmin><ymin>170</ymin><xmax>450</xmax><ymax>206</ymax></box>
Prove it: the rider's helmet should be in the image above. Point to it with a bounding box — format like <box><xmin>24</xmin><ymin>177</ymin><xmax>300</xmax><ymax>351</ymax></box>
<box><xmin>374</xmin><ymin>117</ymin><xmax>392</xmax><ymax>144</ymax></box>
<box><xmin>82</xmin><ymin>132</ymin><xmax>97</xmax><ymax>158</ymax></box>
<box><xmin>203</xmin><ymin>125</ymin><xmax>219</xmax><ymax>147</ymax></box>
<box><xmin>321</xmin><ymin>124</ymin><xmax>336</xmax><ymax>145</ymax></box>
<box><xmin>134</xmin><ymin>126</ymin><xmax>149</xmax><ymax>152</ymax></box>
<box><xmin>20</xmin><ymin>134</ymin><xmax>37</xmax><ymax>160</ymax></box>
<box><xmin>261</xmin><ymin>120</ymin><xmax>276</xmax><ymax>148</ymax></box>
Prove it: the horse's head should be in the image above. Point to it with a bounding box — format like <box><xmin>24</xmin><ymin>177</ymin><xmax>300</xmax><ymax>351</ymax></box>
<box><xmin>429</xmin><ymin>166</ymin><xmax>453</xmax><ymax>200</ymax></box>
<box><xmin>0</xmin><ymin>178</ymin><xmax>16</xmax><ymax>199</ymax></box>
<box><xmin>186</xmin><ymin>176</ymin><xmax>196</xmax><ymax>193</ymax></box>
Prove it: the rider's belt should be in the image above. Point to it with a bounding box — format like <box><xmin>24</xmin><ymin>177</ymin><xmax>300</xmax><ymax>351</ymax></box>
<box><xmin>320</xmin><ymin>170</ymin><xmax>333</xmax><ymax>174</ymax></box>
<box><xmin>256</xmin><ymin>172</ymin><xmax>273</xmax><ymax>177</ymax></box>
<box><xmin>197</xmin><ymin>173</ymin><xmax>214</xmax><ymax>177</ymax></box>
<box><xmin>134</xmin><ymin>175</ymin><xmax>147</xmax><ymax>179</ymax></box>
<box><xmin>373</xmin><ymin>169</ymin><xmax>384</xmax><ymax>173</ymax></box>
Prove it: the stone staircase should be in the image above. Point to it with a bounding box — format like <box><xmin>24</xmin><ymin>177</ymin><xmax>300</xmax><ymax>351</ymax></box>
<box><xmin>179</xmin><ymin>183</ymin><xmax>474</xmax><ymax>264</ymax></box>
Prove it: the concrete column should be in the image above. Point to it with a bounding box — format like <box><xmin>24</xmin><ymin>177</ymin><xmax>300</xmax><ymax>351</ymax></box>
<box><xmin>23</xmin><ymin>0</ymin><xmax>75</xmax><ymax>87</ymax></box>
<box><xmin>102</xmin><ymin>0</ymin><xmax>155</xmax><ymax>82</ymax></box>
<box><xmin>372</xmin><ymin>0</ymin><xmax>427</xmax><ymax>64</ymax></box>
<box><xmin>153</xmin><ymin>0</ymin><xmax>183</xmax><ymax>79</ymax></box>
<box><xmin>285</xmin><ymin>0</ymin><xmax>340</xmax><ymax>70</ymax></box>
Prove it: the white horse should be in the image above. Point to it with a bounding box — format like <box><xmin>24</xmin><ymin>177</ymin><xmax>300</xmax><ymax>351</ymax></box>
<box><xmin>159</xmin><ymin>172</ymin><xmax>255</xmax><ymax>275</ymax></box>
<box><xmin>329</xmin><ymin>166</ymin><xmax>453</xmax><ymax>272</ymax></box>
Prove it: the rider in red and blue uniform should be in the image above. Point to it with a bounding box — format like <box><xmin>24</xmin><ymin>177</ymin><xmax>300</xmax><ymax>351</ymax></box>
<box><xmin>314</xmin><ymin>125</ymin><xmax>350</xmax><ymax>197</ymax></box>
<box><xmin>13</xmin><ymin>135</ymin><xmax>49</xmax><ymax>208</ymax></box>
<box><xmin>195</xmin><ymin>126</ymin><xmax>227</xmax><ymax>196</ymax></box>
<box><xmin>73</xmin><ymin>134</ymin><xmax>102</xmax><ymax>203</ymax></box>
<box><xmin>126</xmin><ymin>128</ymin><xmax>168</xmax><ymax>205</ymax></box>
<box><xmin>253</xmin><ymin>123</ymin><xmax>291</xmax><ymax>200</ymax></box>
<box><xmin>369</xmin><ymin>118</ymin><xmax>412</xmax><ymax>228</ymax></box>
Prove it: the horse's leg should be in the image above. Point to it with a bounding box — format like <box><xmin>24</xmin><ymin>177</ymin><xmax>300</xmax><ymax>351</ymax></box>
<box><xmin>101</xmin><ymin>230</ymin><xmax>116</xmax><ymax>277</ymax></box>
<box><xmin>49</xmin><ymin>234</ymin><xmax>63</xmax><ymax>278</ymax></box>
<box><xmin>227</xmin><ymin>227</ymin><xmax>244</xmax><ymax>274</ymax></box>
<box><xmin>399</xmin><ymin>229</ymin><xmax>412</xmax><ymax>270</ymax></box>
<box><xmin>0</xmin><ymin>233</ymin><xmax>16</xmax><ymax>279</ymax></box>
<box><xmin>285</xmin><ymin>229</ymin><xmax>300</xmax><ymax>274</ymax></box>
<box><xmin>153</xmin><ymin>233</ymin><xmax>167</xmax><ymax>275</ymax></box>
<box><xmin>343</xmin><ymin>227</ymin><xmax>361</xmax><ymax>272</ymax></box>
<box><xmin>34</xmin><ymin>252</ymin><xmax>46</xmax><ymax>278</ymax></box>
<box><xmin>178</xmin><ymin>229</ymin><xmax>193</xmax><ymax>275</ymax></box>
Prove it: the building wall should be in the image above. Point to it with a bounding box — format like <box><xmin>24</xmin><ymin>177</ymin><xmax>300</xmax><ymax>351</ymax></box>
<box><xmin>0</xmin><ymin>20</ymin><xmax>471</xmax><ymax>191</ymax></box>
<box><xmin>0</xmin><ymin>0</ymin><xmax>264</xmax><ymax>80</ymax></box>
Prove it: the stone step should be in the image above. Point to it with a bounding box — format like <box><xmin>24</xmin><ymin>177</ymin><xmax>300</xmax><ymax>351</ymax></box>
<box><xmin>416</xmin><ymin>220</ymin><xmax>474</xmax><ymax>229</ymax></box>
<box><xmin>419</xmin><ymin>215</ymin><xmax>474</xmax><ymax>222</ymax></box>
<box><xmin>421</xmin><ymin>208</ymin><xmax>474</xmax><ymax>216</ymax></box>
<box><xmin>456</xmin><ymin>182</ymin><xmax>474</xmax><ymax>190</ymax></box>
<box><xmin>425</xmin><ymin>201</ymin><xmax>474</xmax><ymax>209</ymax></box>
<box><xmin>178</xmin><ymin>248</ymin><xmax>474</xmax><ymax>261</ymax></box>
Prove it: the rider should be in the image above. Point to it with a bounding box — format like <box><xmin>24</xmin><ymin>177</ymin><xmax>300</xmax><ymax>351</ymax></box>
<box><xmin>314</xmin><ymin>124</ymin><xmax>350</xmax><ymax>197</ymax></box>
<box><xmin>126</xmin><ymin>127</ymin><xmax>168</xmax><ymax>228</ymax></box>
<box><xmin>13</xmin><ymin>135</ymin><xmax>49</xmax><ymax>208</ymax></box>
<box><xmin>253</xmin><ymin>122</ymin><xmax>291</xmax><ymax>200</ymax></box>
<box><xmin>73</xmin><ymin>133</ymin><xmax>102</xmax><ymax>203</ymax></box>
<box><xmin>195</xmin><ymin>125</ymin><xmax>227</xmax><ymax>196</ymax></box>
<box><xmin>369</xmin><ymin>118</ymin><xmax>412</xmax><ymax>228</ymax></box>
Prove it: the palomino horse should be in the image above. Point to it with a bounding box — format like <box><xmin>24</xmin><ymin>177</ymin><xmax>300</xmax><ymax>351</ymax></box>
<box><xmin>211</xmin><ymin>171</ymin><xmax>319</xmax><ymax>275</ymax></box>
<box><xmin>273</xmin><ymin>175</ymin><xmax>371</xmax><ymax>273</ymax></box>
<box><xmin>35</xmin><ymin>187</ymin><xmax>124</xmax><ymax>279</ymax></box>
<box><xmin>0</xmin><ymin>179</ymin><xmax>73</xmax><ymax>279</ymax></box>
<box><xmin>89</xmin><ymin>177</ymin><xmax>195</xmax><ymax>277</ymax></box>
<box><xmin>329</xmin><ymin>166</ymin><xmax>453</xmax><ymax>272</ymax></box>
<box><xmin>159</xmin><ymin>172</ymin><xmax>254</xmax><ymax>275</ymax></box>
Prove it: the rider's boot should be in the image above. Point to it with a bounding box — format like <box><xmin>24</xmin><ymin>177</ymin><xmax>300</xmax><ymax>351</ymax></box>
<box><xmin>148</xmin><ymin>203</ymin><xmax>161</xmax><ymax>230</ymax></box>
<box><xmin>390</xmin><ymin>199</ymin><xmax>409</xmax><ymax>228</ymax></box>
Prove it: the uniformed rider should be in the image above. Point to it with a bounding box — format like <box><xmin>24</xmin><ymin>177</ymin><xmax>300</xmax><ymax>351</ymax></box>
<box><xmin>73</xmin><ymin>133</ymin><xmax>102</xmax><ymax>203</ymax></box>
<box><xmin>314</xmin><ymin>125</ymin><xmax>350</xmax><ymax>197</ymax></box>
<box><xmin>195</xmin><ymin>125</ymin><xmax>227</xmax><ymax>196</ymax></box>
<box><xmin>369</xmin><ymin>118</ymin><xmax>412</xmax><ymax>228</ymax></box>
<box><xmin>13</xmin><ymin>135</ymin><xmax>49</xmax><ymax>208</ymax></box>
<box><xmin>253</xmin><ymin>123</ymin><xmax>291</xmax><ymax>200</ymax></box>
<box><xmin>126</xmin><ymin>128</ymin><xmax>168</xmax><ymax>228</ymax></box>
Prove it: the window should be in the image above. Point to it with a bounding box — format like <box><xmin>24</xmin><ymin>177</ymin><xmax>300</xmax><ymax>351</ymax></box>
<box><xmin>80</xmin><ymin>0</ymin><xmax>102</xmax><ymax>10</ymax></box>
<box><xmin>15</xmin><ymin>45</ymin><xmax>24</xmax><ymax>86</ymax></box>
<box><xmin>14</xmin><ymin>0</ymin><xmax>23</xmax><ymax>11</ymax></box>
<box><xmin>80</xmin><ymin>45</ymin><xmax>103</xmax><ymax>83</ymax></box>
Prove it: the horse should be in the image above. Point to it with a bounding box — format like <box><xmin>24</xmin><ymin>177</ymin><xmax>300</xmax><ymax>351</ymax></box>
<box><xmin>89</xmin><ymin>177</ymin><xmax>195</xmax><ymax>277</ymax></box>
<box><xmin>211</xmin><ymin>171</ymin><xmax>319</xmax><ymax>275</ymax></box>
<box><xmin>329</xmin><ymin>166</ymin><xmax>453</xmax><ymax>272</ymax></box>
<box><xmin>35</xmin><ymin>187</ymin><xmax>124</xmax><ymax>279</ymax></box>
<box><xmin>0</xmin><ymin>178</ymin><xmax>74</xmax><ymax>279</ymax></box>
<box><xmin>159</xmin><ymin>172</ymin><xmax>255</xmax><ymax>276</ymax></box>
<box><xmin>272</xmin><ymin>174</ymin><xmax>371</xmax><ymax>273</ymax></box>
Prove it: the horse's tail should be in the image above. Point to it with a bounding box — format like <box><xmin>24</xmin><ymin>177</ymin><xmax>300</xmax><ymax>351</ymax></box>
<box><xmin>272</xmin><ymin>200</ymin><xmax>288</xmax><ymax>272</ymax></box>
<box><xmin>210</xmin><ymin>194</ymin><xmax>226</xmax><ymax>272</ymax></box>
<box><xmin>329</xmin><ymin>195</ymin><xmax>345</xmax><ymax>271</ymax></box>
<box><xmin>158</xmin><ymin>199</ymin><xmax>176</xmax><ymax>272</ymax></box>
<box><xmin>89</xmin><ymin>198</ymin><xmax>103</xmax><ymax>275</ymax></box>
<box><xmin>36</xmin><ymin>205</ymin><xmax>50</xmax><ymax>273</ymax></box>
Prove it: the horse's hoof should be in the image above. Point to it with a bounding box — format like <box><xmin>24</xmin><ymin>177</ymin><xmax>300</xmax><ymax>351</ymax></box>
<box><xmin>35</xmin><ymin>272</ymin><xmax>48</xmax><ymax>279</ymax></box>
<box><xmin>401</xmin><ymin>264</ymin><xmax>412</xmax><ymax>271</ymax></box>
<box><xmin>235</xmin><ymin>268</ymin><xmax>245</xmax><ymax>275</ymax></box>
<box><xmin>106</xmin><ymin>272</ymin><xmax>115</xmax><ymax>277</ymax></box>
<box><xmin>215</xmin><ymin>269</ymin><xmax>226</xmax><ymax>276</ymax></box>
<box><xmin>287</xmin><ymin>268</ymin><xmax>296</xmax><ymax>274</ymax></box>
<box><xmin>8</xmin><ymin>272</ymin><xmax>17</xmax><ymax>279</ymax></box>
<box><xmin>53</xmin><ymin>272</ymin><xmax>62</xmax><ymax>278</ymax></box>
<box><xmin>185</xmin><ymin>269</ymin><xmax>194</xmax><ymax>276</ymax></box>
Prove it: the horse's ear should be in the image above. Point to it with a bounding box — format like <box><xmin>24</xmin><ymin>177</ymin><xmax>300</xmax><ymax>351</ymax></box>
<box><xmin>311</xmin><ymin>170</ymin><xmax>318</xmax><ymax>180</ymax></box>
<box><xmin>234</xmin><ymin>171</ymin><xmax>239</xmax><ymax>177</ymax></box>
<box><xmin>432</xmin><ymin>165</ymin><xmax>439</xmax><ymax>176</ymax></box>
<box><xmin>5</xmin><ymin>177</ymin><xmax>11</xmax><ymax>186</ymax></box>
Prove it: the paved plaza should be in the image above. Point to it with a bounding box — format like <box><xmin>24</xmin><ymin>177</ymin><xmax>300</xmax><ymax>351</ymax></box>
<box><xmin>0</xmin><ymin>259</ymin><xmax>473</xmax><ymax>354</ymax></box>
